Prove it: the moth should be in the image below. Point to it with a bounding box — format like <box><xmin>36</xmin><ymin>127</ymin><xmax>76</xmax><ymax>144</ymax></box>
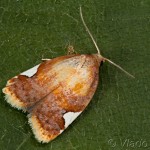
<box><xmin>2</xmin><ymin>7</ymin><xmax>134</xmax><ymax>143</ymax></box>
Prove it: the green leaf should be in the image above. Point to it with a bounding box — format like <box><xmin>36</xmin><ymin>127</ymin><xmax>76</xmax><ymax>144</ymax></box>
<box><xmin>0</xmin><ymin>0</ymin><xmax>150</xmax><ymax>150</ymax></box>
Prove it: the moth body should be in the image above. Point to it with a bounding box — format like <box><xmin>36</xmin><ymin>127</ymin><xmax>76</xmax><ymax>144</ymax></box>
<box><xmin>3</xmin><ymin>54</ymin><xmax>103</xmax><ymax>142</ymax></box>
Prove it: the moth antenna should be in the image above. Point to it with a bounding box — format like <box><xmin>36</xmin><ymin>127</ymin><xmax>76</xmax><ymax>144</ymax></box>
<box><xmin>80</xmin><ymin>6</ymin><xmax>101</xmax><ymax>55</ymax></box>
<box><xmin>104</xmin><ymin>58</ymin><xmax>135</xmax><ymax>78</ymax></box>
<box><xmin>80</xmin><ymin>6</ymin><xmax>134</xmax><ymax>78</ymax></box>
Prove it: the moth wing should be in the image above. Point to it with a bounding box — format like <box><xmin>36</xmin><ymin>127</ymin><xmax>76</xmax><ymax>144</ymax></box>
<box><xmin>2</xmin><ymin>59</ymin><xmax>51</xmax><ymax>112</ymax></box>
<box><xmin>28</xmin><ymin>93</ymin><xmax>87</xmax><ymax>143</ymax></box>
<box><xmin>3</xmin><ymin>54</ymin><xmax>100</xmax><ymax>143</ymax></box>
<box><xmin>20</xmin><ymin>64</ymin><xmax>40</xmax><ymax>77</ymax></box>
<box><xmin>2</xmin><ymin>54</ymin><xmax>80</xmax><ymax>112</ymax></box>
<box><xmin>28</xmin><ymin>82</ymin><xmax>98</xmax><ymax>143</ymax></box>
<box><xmin>28</xmin><ymin>60</ymin><xmax>99</xmax><ymax>143</ymax></box>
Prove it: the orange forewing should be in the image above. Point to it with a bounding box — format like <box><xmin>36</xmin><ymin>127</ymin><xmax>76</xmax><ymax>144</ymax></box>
<box><xmin>3</xmin><ymin>54</ymin><xmax>102</xmax><ymax>143</ymax></box>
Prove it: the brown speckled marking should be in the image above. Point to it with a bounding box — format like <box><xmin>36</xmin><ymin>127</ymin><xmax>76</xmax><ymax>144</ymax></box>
<box><xmin>3</xmin><ymin>55</ymin><xmax>77</xmax><ymax>110</ymax></box>
<box><xmin>3</xmin><ymin>54</ymin><xmax>103</xmax><ymax>143</ymax></box>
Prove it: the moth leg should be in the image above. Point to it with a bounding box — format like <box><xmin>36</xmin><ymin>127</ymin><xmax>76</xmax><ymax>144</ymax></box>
<box><xmin>66</xmin><ymin>44</ymin><xmax>78</xmax><ymax>55</ymax></box>
<box><xmin>41</xmin><ymin>58</ymin><xmax>51</xmax><ymax>61</ymax></box>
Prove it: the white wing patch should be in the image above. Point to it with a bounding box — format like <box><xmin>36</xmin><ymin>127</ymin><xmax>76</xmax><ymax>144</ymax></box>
<box><xmin>63</xmin><ymin>112</ymin><xmax>82</xmax><ymax>128</ymax></box>
<box><xmin>20</xmin><ymin>65</ymin><xmax>40</xmax><ymax>77</ymax></box>
<box><xmin>20</xmin><ymin>59</ymin><xmax>51</xmax><ymax>77</ymax></box>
